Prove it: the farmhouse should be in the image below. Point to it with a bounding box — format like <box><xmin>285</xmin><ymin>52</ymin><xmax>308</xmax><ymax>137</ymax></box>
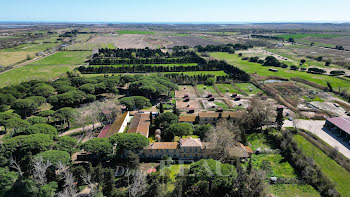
<box><xmin>98</xmin><ymin>112</ymin><xmax>129</xmax><ymax>138</ymax></box>
<box><xmin>325</xmin><ymin>117</ymin><xmax>350</xmax><ymax>140</ymax></box>
<box><xmin>139</xmin><ymin>137</ymin><xmax>252</xmax><ymax>161</ymax></box>
<box><xmin>127</xmin><ymin>112</ymin><xmax>151</xmax><ymax>138</ymax></box>
<box><xmin>139</xmin><ymin>137</ymin><xmax>209</xmax><ymax>160</ymax></box>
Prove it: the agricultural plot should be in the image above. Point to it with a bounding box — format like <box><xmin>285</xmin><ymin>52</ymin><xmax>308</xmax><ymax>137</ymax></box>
<box><xmin>247</xmin><ymin>133</ymin><xmax>320</xmax><ymax>197</ymax></box>
<box><xmin>28</xmin><ymin>51</ymin><xmax>91</xmax><ymax>66</ymax></box>
<box><xmin>202</xmin><ymin>99</ymin><xmax>229</xmax><ymax>110</ymax></box>
<box><xmin>64</xmin><ymin>43</ymin><xmax>115</xmax><ymax>50</ymax></box>
<box><xmin>215</xmin><ymin>84</ymin><xmax>240</xmax><ymax>95</ymax></box>
<box><xmin>276</xmin><ymin>33</ymin><xmax>343</xmax><ymax>40</ymax></box>
<box><xmin>0</xmin><ymin>64</ymin><xmax>77</xmax><ymax>87</ymax></box>
<box><xmin>305</xmin><ymin>36</ymin><xmax>350</xmax><ymax>50</ymax></box>
<box><xmin>175</xmin><ymin>85</ymin><xmax>198</xmax><ymax>98</ymax></box>
<box><xmin>234</xmin><ymin>83</ymin><xmax>261</xmax><ymax>95</ymax></box>
<box><xmin>0</xmin><ymin>35</ymin><xmax>60</xmax><ymax>66</ymax></box>
<box><xmin>196</xmin><ymin>85</ymin><xmax>219</xmax><ymax>97</ymax></box>
<box><xmin>294</xmin><ymin>134</ymin><xmax>350</xmax><ymax>197</ymax></box>
<box><xmin>210</xmin><ymin>52</ymin><xmax>350</xmax><ymax>91</ymax></box>
<box><xmin>176</xmin><ymin>99</ymin><xmax>203</xmax><ymax>112</ymax></box>
<box><xmin>0</xmin><ymin>51</ymin><xmax>91</xmax><ymax>87</ymax></box>
<box><xmin>165</xmin><ymin>35</ymin><xmax>222</xmax><ymax>47</ymax></box>
<box><xmin>92</xmin><ymin>63</ymin><xmax>197</xmax><ymax>68</ymax></box>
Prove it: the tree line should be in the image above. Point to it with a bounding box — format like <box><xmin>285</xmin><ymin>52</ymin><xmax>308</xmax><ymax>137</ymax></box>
<box><xmin>196</xmin><ymin>43</ymin><xmax>253</xmax><ymax>53</ymax></box>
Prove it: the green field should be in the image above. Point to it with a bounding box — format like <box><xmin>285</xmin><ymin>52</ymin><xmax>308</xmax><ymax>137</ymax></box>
<box><xmin>214</xmin><ymin>101</ymin><xmax>230</xmax><ymax>110</ymax></box>
<box><xmin>276</xmin><ymin>34</ymin><xmax>344</xmax><ymax>40</ymax></box>
<box><xmin>0</xmin><ymin>51</ymin><xmax>91</xmax><ymax>87</ymax></box>
<box><xmin>215</xmin><ymin>84</ymin><xmax>240</xmax><ymax>94</ymax></box>
<box><xmin>247</xmin><ymin>133</ymin><xmax>320</xmax><ymax>197</ymax></box>
<box><xmin>269</xmin><ymin>184</ymin><xmax>320</xmax><ymax>197</ymax></box>
<box><xmin>210</xmin><ymin>52</ymin><xmax>350</xmax><ymax>91</ymax></box>
<box><xmin>294</xmin><ymin>135</ymin><xmax>350</xmax><ymax>197</ymax></box>
<box><xmin>196</xmin><ymin>85</ymin><xmax>218</xmax><ymax>95</ymax></box>
<box><xmin>64</xmin><ymin>43</ymin><xmax>115</xmax><ymax>51</ymax></box>
<box><xmin>235</xmin><ymin>83</ymin><xmax>261</xmax><ymax>94</ymax></box>
<box><xmin>117</xmin><ymin>30</ymin><xmax>155</xmax><ymax>35</ymax></box>
<box><xmin>28</xmin><ymin>51</ymin><xmax>91</xmax><ymax>66</ymax></box>
<box><xmin>0</xmin><ymin>64</ymin><xmax>77</xmax><ymax>87</ymax></box>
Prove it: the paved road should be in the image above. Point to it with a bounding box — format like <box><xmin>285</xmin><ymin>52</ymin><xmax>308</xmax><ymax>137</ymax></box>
<box><xmin>283</xmin><ymin>119</ymin><xmax>350</xmax><ymax>159</ymax></box>
<box><xmin>59</xmin><ymin>122</ymin><xmax>103</xmax><ymax>137</ymax></box>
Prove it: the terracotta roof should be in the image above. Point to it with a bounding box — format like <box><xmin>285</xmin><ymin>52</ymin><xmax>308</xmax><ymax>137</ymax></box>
<box><xmin>199</xmin><ymin>112</ymin><xmax>219</xmax><ymax>118</ymax></box>
<box><xmin>102</xmin><ymin>112</ymin><xmax>128</xmax><ymax>138</ymax></box>
<box><xmin>97</xmin><ymin>125</ymin><xmax>111</xmax><ymax>138</ymax></box>
<box><xmin>145</xmin><ymin>142</ymin><xmax>178</xmax><ymax>149</ymax></box>
<box><xmin>327</xmin><ymin>117</ymin><xmax>350</xmax><ymax>135</ymax></box>
<box><xmin>179</xmin><ymin>115</ymin><xmax>197</xmax><ymax>122</ymax></box>
<box><xmin>128</xmin><ymin>113</ymin><xmax>150</xmax><ymax>137</ymax></box>
<box><xmin>180</xmin><ymin>137</ymin><xmax>202</xmax><ymax>148</ymax></box>
<box><xmin>240</xmin><ymin>143</ymin><xmax>253</xmax><ymax>154</ymax></box>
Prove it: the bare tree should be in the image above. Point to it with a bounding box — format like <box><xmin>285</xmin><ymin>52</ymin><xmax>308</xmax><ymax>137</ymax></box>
<box><xmin>238</xmin><ymin>96</ymin><xmax>275</xmax><ymax>133</ymax></box>
<box><xmin>82</xmin><ymin>173</ymin><xmax>98</xmax><ymax>196</ymax></box>
<box><xmin>206</xmin><ymin>119</ymin><xmax>241</xmax><ymax>161</ymax></box>
<box><xmin>129</xmin><ymin>170</ymin><xmax>147</xmax><ymax>197</ymax></box>
<box><xmin>33</xmin><ymin>156</ymin><xmax>52</xmax><ymax>185</ymax></box>
<box><xmin>9</xmin><ymin>157</ymin><xmax>23</xmax><ymax>176</ymax></box>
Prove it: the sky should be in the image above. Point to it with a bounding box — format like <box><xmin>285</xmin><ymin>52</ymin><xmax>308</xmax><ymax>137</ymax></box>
<box><xmin>0</xmin><ymin>0</ymin><xmax>349</xmax><ymax>23</ymax></box>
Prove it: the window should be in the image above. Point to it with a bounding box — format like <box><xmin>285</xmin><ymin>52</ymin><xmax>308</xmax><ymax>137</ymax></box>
<box><xmin>150</xmin><ymin>150</ymin><xmax>152</xmax><ymax>152</ymax></box>
<box><xmin>156</xmin><ymin>150</ymin><xmax>158</xmax><ymax>153</ymax></box>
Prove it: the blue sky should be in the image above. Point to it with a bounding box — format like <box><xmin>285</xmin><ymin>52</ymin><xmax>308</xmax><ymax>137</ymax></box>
<box><xmin>1</xmin><ymin>0</ymin><xmax>349</xmax><ymax>23</ymax></box>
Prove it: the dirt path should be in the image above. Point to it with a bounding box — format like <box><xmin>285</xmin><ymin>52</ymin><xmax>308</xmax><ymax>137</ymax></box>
<box><xmin>283</xmin><ymin>119</ymin><xmax>350</xmax><ymax>159</ymax></box>
<box><xmin>59</xmin><ymin>122</ymin><xmax>103</xmax><ymax>137</ymax></box>
<box><xmin>0</xmin><ymin>51</ymin><xmax>58</xmax><ymax>75</ymax></box>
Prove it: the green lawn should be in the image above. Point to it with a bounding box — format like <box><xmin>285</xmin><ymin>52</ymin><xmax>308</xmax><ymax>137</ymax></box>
<box><xmin>234</xmin><ymin>83</ymin><xmax>261</xmax><ymax>94</ymax></box>
<box><xmin>162</xmin><ymin>164</ymin><xmax>190</xmax><ymax>193</ymax></box>
<box><xmin>196</xmin><ymin>84</ymin><xmax>218</xmax><ymax>95</ymax></box>
<box><xmin>117</xmin><ymin>30</ymin><xmax>154</xmax><ymax>35</ymax></box>
<box><xmin>28</xmin><ymin>51</ymin><xmax>91</xmax><ymax>66</ymax></box>
<box><xmin>164</xmin><ymin>71</ymin><xmax>228</xmax><ymax>76</ymax></box>
<box><xmin>294</xmin><ymin>135</ymin><xmax>350</xmax><ymax>197</ymax></box>
<box><xmin>269</xmin><ymin>184</ymin><xmax>320</xmax><ymax>197</ymax></box>
<box><xmin>216</xmin><ymin>84</ymin><xmax>240</xmax><ymax>94</ymax></box>
<box><xmin>214</xmin><ymin>101</ymin><xmax>229</xmax><ymax>110</ymax></box>
<box><xmin>210</xmin><ymin>52</ymin><xmax>350</xmax><ymax>91</ymax></box>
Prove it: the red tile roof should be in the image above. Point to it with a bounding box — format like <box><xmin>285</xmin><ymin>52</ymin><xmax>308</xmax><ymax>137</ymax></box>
<box><xmin>97</xmin><ymin>125</ymin><xmax>111</xmax><ymax>138</ymax></box>
<box><xmin>327</xmin><ymin>117</ymin><xmax>350</xmax><ymax>135</ymax></box>
<box><xmin>145</xmin><ymin>142</ymin><xmax>178</xmax><ymax>149</ymax></box>
<box><xmin>102</xmin><ymin>112</ymin><xmax>129</xmax><ymax>138</ymax></box>
<box><xmin>179</xmin><ymin>115</ymin><xmax>197</xmax><ymax>122</ymax></box>
<box><xmin>128</xmin><ymin>113</ymin><xmax>150</xmax><ymax>137</ymax></box>
<box><xmin>180</xmin><ymin>137</ymin><xmax>202</xmax><ymax>148</ymax></box>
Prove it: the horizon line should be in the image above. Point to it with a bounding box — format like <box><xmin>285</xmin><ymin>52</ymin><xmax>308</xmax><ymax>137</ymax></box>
<box><xmin>1</xmin><ymin>21</ymin><xmax>350</xmax><ymax>25</ymax></box>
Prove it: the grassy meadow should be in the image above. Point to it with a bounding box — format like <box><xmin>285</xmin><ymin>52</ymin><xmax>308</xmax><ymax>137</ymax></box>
<box><xmin>293</xmin><ymin>135</ymin><xmax>350</xmax><ymax>197</ymax></box>
<box><xmin>210</xmin><ymin>52</ymin><xmax>350</xmax><ymax>91</ymax></box>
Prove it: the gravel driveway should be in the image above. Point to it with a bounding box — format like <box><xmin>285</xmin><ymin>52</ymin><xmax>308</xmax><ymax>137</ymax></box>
<box><xmin>283</xmin><ymin>119</ymin><xmax>350</xmax><ymax>159</ymax></box>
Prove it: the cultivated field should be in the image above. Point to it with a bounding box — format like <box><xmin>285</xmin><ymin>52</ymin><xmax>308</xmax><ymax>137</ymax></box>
<box><xmin>175</xmin><ymin>85</ymin><xmax>198</xmax><ymax>98</ymax></box>
<box><xmin>28</xmin><ymin>51</ymin><xmax>91</xmax><ymax>66</ymax></box>
<box><xmin>64</xmin><ymin>43</ymin><xmax>115</xmax><ymax>50</ymax></box>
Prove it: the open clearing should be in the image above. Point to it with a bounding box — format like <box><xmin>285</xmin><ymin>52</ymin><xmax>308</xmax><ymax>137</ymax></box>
<box><xmin>196</xmin><ymin>85</ymin><xmax>219</xmax><ymax>97</ymax></box>
<box><xmin>175</xmin><ymin>86</ymin><xmax>198</xmax><ymax>98</ymax></box>
<box><xmin>64</xmin><ymin>43</ymin><xmax>115</xmax><ymax>50</ymax></box>
<box><xmin>28</xmin><ymin>51</ymin><xmax>91</xmax><ymax>66</ymax></box>
<box><xmin>247</xmin><ymin>133</ymin><xmax>320</xmax><ymax>197</ymax></box>
<box><xmin>0</xmin><ymin>51</ymin><xmax>91</xmax><ymax>87</ymax></box>
<box><xmin>0</xmin><ymin>64</ymin><xmax>77</xmax><ymax>87</ymax></box>
<box><xmin>294</xmin><ymin>134</ymin><xmax>350</xmax><ymax>197</ymax></box>
<box><xmin>210</xmin><ymin>52</ymin><xmax>350</xmax><ymax>91</ymax></box>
